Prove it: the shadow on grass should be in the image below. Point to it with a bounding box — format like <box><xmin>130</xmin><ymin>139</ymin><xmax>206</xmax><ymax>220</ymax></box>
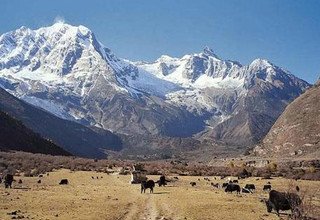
<box><xmin>13</xmin><ymin>187</ymin><xmax>31</xmax><ymax>190</ymax></box>
<box><xmin>153</xmin><ymin>192</ymin><xmax>170</xmax><ymax>194</ymax></box>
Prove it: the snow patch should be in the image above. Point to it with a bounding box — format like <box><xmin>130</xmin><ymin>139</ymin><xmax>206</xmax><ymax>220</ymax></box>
<box><xmin>194</xmin><ymin>75</ymin><xmax>244</xmax><ymax>89</ymax></box>
<box><xmin>21</xmin><ymin>95</ymin><xmax>74</xmax><ymax>120</ymax></box>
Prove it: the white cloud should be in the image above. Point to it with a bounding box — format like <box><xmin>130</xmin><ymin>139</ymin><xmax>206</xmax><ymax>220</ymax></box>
<box><xmin>54</xmin><ymin>16</ymin><xmax>65</xmax><ymax>24</ymax></box>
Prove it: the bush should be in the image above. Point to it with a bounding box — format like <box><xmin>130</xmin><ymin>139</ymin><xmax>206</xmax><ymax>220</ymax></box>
<box><xmin>267</xmin><ymin>162</ymin><xmax>278</xmax><ymax>172</ymax></box>
<box><xmin>0</xmin><ymin>151</ymin><xmax>319</xmax><ymax>181</ymax></box>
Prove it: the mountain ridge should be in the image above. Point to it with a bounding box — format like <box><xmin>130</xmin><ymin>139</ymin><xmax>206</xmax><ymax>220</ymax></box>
<box><xmin>0</xmin><ymin>22</ymin><xmax>310</xmax><ymax>155</ymax></box>
<box><xmin>0</xmin><ymin>110</ymin><xmax>71</xmax><ymax>156</ymax></box>
<box><xmin>0</xmin><ymin>87</ymin><xmax>122</xmax><ymax>158</ymax></box>
<box><xmin>253</xmin><ymin>82</ymin><xmax>320</xmax><ymax>158</ymax></box>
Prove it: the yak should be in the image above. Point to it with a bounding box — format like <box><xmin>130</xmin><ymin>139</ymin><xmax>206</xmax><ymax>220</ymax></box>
<box><xmin>225</xmin><ymin>184</ymin><xmax>241</xmax><ymax>194</ymax></box>
<box><xmin>263</xmin><ymin>184</ymin><xmax>272</xmax><ymax>191</ymax></box>
<box><xmin>266</xmin><ymin>190</ymin><xmax>301</xmax><ymax>216</ymax></box>
<box><xmin>4</xmin><ymin>174</ymin><xmax>14</xmax><ymax>188</ymax></box>
<box><xmin>59</xmin><ymin>179</ymin><xmax>69</xmax><ymax>185</ymax></box>
<box><xmin>244</xmin><ymin>184</ymin><xmax>256</xmax><ymax>191</ymax></box>
<box><xmin>222</xmin><ymin>182</ymin><xmax>229</xmax><ymax>188</ymax></box>
<box><xmin>157</xmin><ymin>175</ymin><xmax>167</xmax><ymax>187</ymax></box>
<box><xmin>141</xmin><ymin>180</ymin><xmax>155</xmax><ymax>193</ymax></box>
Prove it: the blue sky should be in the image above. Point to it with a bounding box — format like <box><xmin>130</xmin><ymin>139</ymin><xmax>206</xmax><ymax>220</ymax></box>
<box><xmin>1</xmin><ymin>0</ymin><xmax>319</xmax><ymax>83</ymax></box>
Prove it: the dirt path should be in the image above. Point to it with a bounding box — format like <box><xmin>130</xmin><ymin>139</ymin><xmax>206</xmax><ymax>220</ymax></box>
<box><xmin>141</xmin><ymin>195</ymin><xmax>159</xmax><ymax>220</ymax></box>
<box><xmin>121</xmin><ymin>202</ymin><xmax>137</xmax><ymax>220</ymax></box>
<box><xmin>123</xmin><ymin>190</ymin><xmax>175</xmax><ymax>220</ymax></box>
<box><xmin>123</xmin><ymin>192</ymin><xmax>164</xmax><ymax>220</ymax></box>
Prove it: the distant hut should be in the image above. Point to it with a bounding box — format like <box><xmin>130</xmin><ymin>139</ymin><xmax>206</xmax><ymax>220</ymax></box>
<box><xmin>130</xmin><ymin>164</ymin><xmax>147</xmax><ymax>184</ymax></box>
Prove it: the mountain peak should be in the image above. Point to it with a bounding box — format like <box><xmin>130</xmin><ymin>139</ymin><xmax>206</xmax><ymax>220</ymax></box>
<box><xmin>17</xmin><ymin>26</ymin><xmax>29</xmax><ymax>31</ymax></box>
<box><xmin>77</xmin><ymin>25</ymin><xmax>91</xmax><ymax>36</ymax></box>
<box><xmin>202</xmin><ymin>46</ymin><xmax>219</xmax><ymax>58</ymax></box>
<box><xmin>156</xmin><ymin>55</ymin><xmax>177</xmax><ymax>63</ymax></box>
<box><xmin>0</xmin><ymin>22</ymin><xmax>108</xmax><ymax>77</ymax></box>
<box><xmin>13</xmin><ymin>26</ymin><xmax>32</xmax><ymax>36</ymax></box>
<box><xmin>249</xmin><ymin>58</ymin><xmax>274</xmax><ymax>69</ymax></box>
<box><xmin>50</xmin><ymin>21</ymin><xmax>74</xmax><ymax>30</ymax></box>
<box><xmin>39</xmin><ymin>22</ymin><xmax>92</xmax><ymax>38</ymax></box>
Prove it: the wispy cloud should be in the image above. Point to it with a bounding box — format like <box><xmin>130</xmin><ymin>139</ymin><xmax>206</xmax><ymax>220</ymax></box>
<box><xmin>54</xmin><ymin>16</ymin><xmax>65</xmax><ymax>24</ymax></box>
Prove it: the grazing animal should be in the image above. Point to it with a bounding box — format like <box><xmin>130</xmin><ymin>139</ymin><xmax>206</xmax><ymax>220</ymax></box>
<box><xmin>37</xmin><ymin>180</ymin><xmax>41</xmax><ymax>184</ymax></box>
<box><xmin>225</xmin><ymin>184</ymin><xmax>241</xmax><ymax>194</ymax></box>
<box><xmin>173</xmin><ymin>177</ymin><xmax>179</xmax><ymax>180</ymax></box>
<box><xmin>244</xmin><ymin>184</ymin><xmax>256</xmax><ymax>191</ymax></box>
<box><xmin>18</xmin><ymin>179</ymin><xmax>22</xmax><ymax>184</ymax></box>
<box><xmin>190</xmin><ymin>182</ymin><xmax>196</xmax><ymax>187</ymax></box>
<box><xmin>38</xmin><ymin>174</ymin><xmax>43</xmax><ymax>178</ymax></box>
<box><xmin>141</xmin><ymin>180</ymin><xmax>155</xmax><ymax>193</ymax></box>
<box><xmin>242</xmin><ymin>188</ymin><xmax>252</xmax><ymax>193</ymax></box>
<box><xmin>4</xmin><ymin>174</ymin><xmax>14</xmax><ymax>188</ymax></box>
<box><xmin>296</xmin><ymin>186</ymin><xmax>300</xmax><ymax>192</ymax></box>
<box><xmin>91</xmin><ymin>176</ymin><xmax>94</xmax><ymax>179</ymax></box>
<box><xmin>96</xmin><ymin>176</ymin><xmax>99</xmax><ymax>179</ymax></box>
<box><xmin>211</xmin><ymin>183</ymin><xmax>219</xmax><ymax>188</ymax></box>
<box><xmin>59</xmin><ymin>179</ymin><xmax>69</xmax><ymax>185</ymax></box>
<box><xmin>263</xmin><ymin>184</ymin><xmax>272</xmax><ymax>191</ymax></box>
<box><xmin>266</xmin><ymin>190</ymin><xmax>302</xmax><ymax>216</ymax></box>
<box><xmin>158</xmin><ymin>175</ymin><xmax>167</xmax><ymax>187</ymax></box>
<box><xmin>222</xmin><ymin>182</ymin><xmax>229</xmax><ymax>188</ymax></box>
<box><xmin>47</xmin><ymin>173</ymin><xmax>49</xmax><ymax>176</ymax></box>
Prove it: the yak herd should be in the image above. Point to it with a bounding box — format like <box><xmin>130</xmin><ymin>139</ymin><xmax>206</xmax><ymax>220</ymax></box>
<box><xmin>1</xmin><ymin>173</ymin><xmax>305</xmax><ymax>218</ymax></box>
<box><xmin>141</xmin><ymin>175</ymin><xmax>304</xmax><ymax>217</ymax></box>
<box><xmin>0</xmin><ymin>173</ymin><xmax>68</xmax><ymax>187</ymax></box>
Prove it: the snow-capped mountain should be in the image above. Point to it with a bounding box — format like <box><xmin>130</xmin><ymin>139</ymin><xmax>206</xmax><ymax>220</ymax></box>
<box><xmin>0</xmin><ymin>22</ymin><xmax>310</xmax><ymax>149</ymax></box>
<box><xmin>134</xmin><ymin>46</ymin><xmax>245</xmax><ymax>89</ymax></box>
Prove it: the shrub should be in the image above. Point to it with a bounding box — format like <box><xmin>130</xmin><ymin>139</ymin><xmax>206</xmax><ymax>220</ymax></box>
<box><xmin>267</xmin><ymin>162</ymin><xmax>278</xmax><ymax>172</ymax></box>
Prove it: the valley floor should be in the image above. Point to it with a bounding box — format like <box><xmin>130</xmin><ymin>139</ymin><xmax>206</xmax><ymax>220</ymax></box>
<box><xmin>0</xmin><ymin>169</ymin><xmax>319</xmax><ymax>220</ymax></box>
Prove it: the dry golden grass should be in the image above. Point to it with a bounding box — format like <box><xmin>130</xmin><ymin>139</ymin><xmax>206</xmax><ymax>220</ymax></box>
<box><xmin>0</xmin><ymin>169</ymin><xmax>319</xmax><ymax>220</ymax></box>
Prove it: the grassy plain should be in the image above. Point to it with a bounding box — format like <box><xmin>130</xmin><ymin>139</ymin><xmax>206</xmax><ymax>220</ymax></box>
<box><xmin>0</xmin><ymin>169</ymin><xmax>319</xmax><ymax>220</ymax></box>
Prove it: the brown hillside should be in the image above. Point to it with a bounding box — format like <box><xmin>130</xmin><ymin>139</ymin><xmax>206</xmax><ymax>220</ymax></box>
<box><xmin>253</xmin><ymin>81</ymin><xmax>320</xmax><ymax>158</ymax></box>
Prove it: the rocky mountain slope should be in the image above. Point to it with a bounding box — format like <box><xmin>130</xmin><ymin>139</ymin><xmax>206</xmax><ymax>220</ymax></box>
<box><xmin>0</xmin><ymin>110</ymin><xmax>70</xmax><ymax>156</ymax></box>
<box><xmin>0</xmin><ymin>88</ymin><xmax>122</xmax><ymax>158</ymax></box>
<box><xmin>131</xmin><ymin>48</ymin><xmax>310</xmax><ymax>145</ymax></box>
<box><xmin>0</xmin><ymin>22</ymin><xmax>310</xmax><ymax>154</ymax></box>
<box><xmin>253</xmin><ymin>81</ymin><xmax>320</xmax><ymax>158</ymax></box>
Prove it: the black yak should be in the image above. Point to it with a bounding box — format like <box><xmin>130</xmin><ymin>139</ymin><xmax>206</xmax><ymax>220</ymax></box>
<box><xmin>266</xmin><ymin>190</ymin><xmax>301</xmax><ymax>216</ymax></box>
<box><xmin>4</xmin><ymin>174</ymin><xmax>14</xmax><ymax>188</ymax></box>
<box><xmin>141</xmin><ymin>180</ymin><xmax>155</xmax><ymax>193</ymax></box>
<box><xmin>59</xmin><ymin>179</ymin><xmax>69</xmax><ymax>185</ymax></box>
<box><xmin>225</xmin><ymin>184</ymin><xmax>240</xmax><ymax>194</ymax></box>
